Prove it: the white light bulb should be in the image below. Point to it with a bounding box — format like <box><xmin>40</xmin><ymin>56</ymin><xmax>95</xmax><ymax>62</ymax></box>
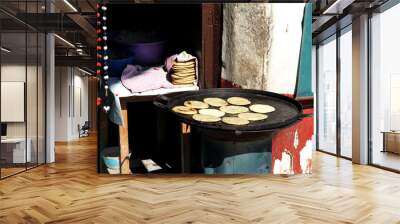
<box><xmin>103</xmin><ymin>36</ymin><xmax>107</xmax><ymax>40</ymax></box>
<box><xmin>102</xmin><ymin>16</ymin><xmax>107</xmax><ymax>21</ymax></box>
<box><xmin>104</xmin><ymin>65</ymin><xmax>108</xmax><ymax>70</ymax></box>
<box><xmin>102</xmin><ymin>26</ymin><xmax>107</xmax><ymax>30</ymax></box>
<box><xmin>102</xmin><ymin>6</ymin><xmax>107</xmax><ymax>11</ymax></box>
<box><xmin>104</xmin><ymin>55</ymin><xmax>109</xmax><ymax>60</ymax></box>
<box><xmin>104</xmin><ymin>75</ymin><xmax>109</xmax><ymax>80</ymax></box>
<box><xmin>103</xmin><ymin>46</ymin><xmax>108</xmax><ymax>50</ymax></box>
<box><xmin>104</xmin><ymin>85</ymin><xmax>109</xmax><ymax>89</ymax></box>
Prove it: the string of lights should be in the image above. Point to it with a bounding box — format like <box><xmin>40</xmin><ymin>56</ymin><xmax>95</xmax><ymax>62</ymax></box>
<box><xmin>97</xmin><ymin>1</ymin><xmax>111</xmax><ymax>113</ymax></box>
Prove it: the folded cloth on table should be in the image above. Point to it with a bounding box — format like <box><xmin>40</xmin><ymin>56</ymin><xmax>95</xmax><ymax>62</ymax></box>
<box><xmin>121</xmin><ymin>64</ymin><xmax>174</xmax><ymax>93</ymax></box>
<box><xmin>108</xmin><ymin>77</ymin><xmax>200</xmax><ymax>126</ymax></box>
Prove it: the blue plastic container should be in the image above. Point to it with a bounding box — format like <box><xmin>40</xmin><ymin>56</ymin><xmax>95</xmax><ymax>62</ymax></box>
<box><xmin>103</xmin><ymin>156</ymin><xmax>120</xmax><ymax>170</ymax></box>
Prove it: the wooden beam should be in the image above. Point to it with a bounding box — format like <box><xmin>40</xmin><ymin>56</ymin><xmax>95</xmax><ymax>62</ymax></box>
<box><xmin>202</xmin><ymin>3</ymin><xmax>222</xmax><ymax>88</ymax></box>
<box><xmin>119</xmin><ymin>105</ymin><xmax>131</xmax><ymax>174</ymax></box>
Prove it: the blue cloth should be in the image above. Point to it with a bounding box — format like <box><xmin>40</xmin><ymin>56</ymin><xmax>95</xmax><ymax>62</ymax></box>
<box><xmin>108</xmin><ymin>78</ymin><xmax>127</xmax><ymax>126</ymax></box>
<box><xmin>108</xmin><ymin>57</ymin><xmax>134</xmax><ymax>78</ymax></box>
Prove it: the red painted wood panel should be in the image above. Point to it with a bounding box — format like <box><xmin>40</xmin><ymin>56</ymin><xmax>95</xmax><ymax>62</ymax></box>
<box><xmin>219</xmin><ymin>78</ymin><xmax>314</xmax><ymax>174</ymax></box>
<box><xmin>272</xmin><ymin>108</ymin><xmax>313</xmax><ymax>174</ymax></box>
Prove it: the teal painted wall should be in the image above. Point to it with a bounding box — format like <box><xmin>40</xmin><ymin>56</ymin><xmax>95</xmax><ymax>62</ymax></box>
<box><xmin>296</xmin><ymin>3</ymin><xmax>313</xmax><ymax>97</ymax></box>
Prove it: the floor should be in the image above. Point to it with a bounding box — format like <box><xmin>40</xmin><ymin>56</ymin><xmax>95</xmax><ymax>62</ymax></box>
<box><xmin>0</xmin><ymin>135</ymin><xmax>400</xmax><ymax>223</ymax></box>
<box><xmin>372</xmin><ymin>150</ymin><xmax>400</xmax><ymax>171</ymax></box>
<box><xmin>1</xmin><ymin>167</ymin><xmax>25</xmax><ymax>178</ymax></box>
<box><xmin>1</xmin><ymin>163</ymin><xmax>43</xmax><ymax>178</ymax></box>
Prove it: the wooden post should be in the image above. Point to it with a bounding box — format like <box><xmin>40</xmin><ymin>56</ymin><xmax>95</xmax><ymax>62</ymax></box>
<box><xmin>202</xmin><ymin>3</ymin><xmax>222</xmax><ymax>88</ymax></box>
<box><xmin>119</xmin><ymin>104</ymin><xmax>131</xmax><ymax>174</ymax></box>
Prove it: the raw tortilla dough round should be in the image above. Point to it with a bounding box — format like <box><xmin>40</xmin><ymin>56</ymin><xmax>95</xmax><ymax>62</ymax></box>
<box><xmin>199</xmin><ymin>109</ymin><xmax>225</xmax><ymax>117</ymax></box>
<box><xmin>238</xmin><ymin>112</ymin><xmax>268</xmax><ymax>121</ymax></box>
<box><xmin>184</xmin><ymin>100</ymin><xmax>209</xmax><ymax>109</ymax></box>
<box><xmin>219</xmin><ymin>105</ymin><xmax>249</xmax><ymax>114</ymax></box>
<box><xmin>192</xmin><ymin>114</ymin><xmax>221</xmax><ymax>123</ymax></box>
<box><xmin>249</xmin><ymin>104</ymin><xmax>275</xmax><ymax>113</ymax></box>
<box><xmin>222</xmin><ymin>117</ymin><xmax>250</xmax><ymax>125</ymax></box>
<box><xmin>172</xmin><ymin>106</ymin><xmax>197</xmax><ymax>115</ymax></box>
<box><xmin>203</xmin><ymin>97</ymin><xmax>228</xmax><ymax>107</ymax></box>
<box><xmin>227</xmin><ymin>97</ymin><xmax>251</xmax><ymax>106</ymax></box>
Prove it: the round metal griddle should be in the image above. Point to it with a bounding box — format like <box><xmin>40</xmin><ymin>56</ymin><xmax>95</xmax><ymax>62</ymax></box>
<box><xmin>154</xmin><ymin>88</ymin><xmax>305</xmax><ymax>135</ymax></box>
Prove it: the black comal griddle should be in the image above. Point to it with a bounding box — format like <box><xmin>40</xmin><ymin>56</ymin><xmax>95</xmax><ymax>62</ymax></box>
<box><xmin>154</xmin><ymin>88</ymin><xmax>305</xmax><ymax>140</ymax></box>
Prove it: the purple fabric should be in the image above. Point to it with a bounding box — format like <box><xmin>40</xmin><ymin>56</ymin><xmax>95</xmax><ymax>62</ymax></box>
<box><xmin>121</xmin><ymin>65</ymin><xmax>174</xmax><ymax>93</ymax></box>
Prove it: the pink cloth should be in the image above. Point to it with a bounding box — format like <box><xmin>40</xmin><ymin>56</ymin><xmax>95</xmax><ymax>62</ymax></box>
<box><xmin>164</xmin><ymin>54</ymin><xmax>177</xmax><ymax>72</ymax></box>
<box><xmin>121</xmin><ymin>65</ymin><xmax>174</xmax><ymax>93</ymax></box>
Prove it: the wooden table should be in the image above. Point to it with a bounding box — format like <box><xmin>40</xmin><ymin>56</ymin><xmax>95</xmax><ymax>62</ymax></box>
<box><xmin>118</xmin><ymin>86</ymin><xmax>199</xmax><ymax>174</ymax></box>
<box><xmin>382</xmin><ymin>131</ymin><xmax>400</xmax><ymax>154</ymax></box>
<box><xmin>1</xmin><ymin>138</ymin><xmax>32</xmax><ymax>164</ymax></box>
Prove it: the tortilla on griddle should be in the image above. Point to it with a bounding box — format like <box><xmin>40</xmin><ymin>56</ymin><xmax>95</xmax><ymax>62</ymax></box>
<box><xmin>227</xmin><ymin>97</ymin><xmax>251</xmax><ymax>106</ymax></box>
<box><xmin>219</xmin><ymin>105</ymin><xmax>249</xmax><ymax>114</ymax></box>
<box><xmin>199</xmin><ymin>109</ymin><xmax>225</xmax><ymax>118</ymax></box>
<box><xmin>172</xmin><ymin>106</ymin><xmax>197</xmax><ymax>115</ymax></box>
<box><xmin>222</xmin><ymin>117</ymin><xmax>250</xmax><ymax>125</ymax></box>
<box><xmin>249</xmin><ymin>104</ymin><xmax>275</xmax><ymax>113</ymax></box>
<box><xmin>203</xmin><ymin>97</ymin><xmax>228</xmax><ymax>107</ymax></box>
<box><xmin>184</xmin><ymin>100</ymin><xmax>209</xmax><ymax>109</ymax></box>
<box><xmin>192</xmin><ymin>114</ymin><xmax>221</xmax><ymax>123</ymax></box>
<box><xmin>238</xmin><ymin>112</ymin><xmax>268</xmax><ymax>121</ymax></box>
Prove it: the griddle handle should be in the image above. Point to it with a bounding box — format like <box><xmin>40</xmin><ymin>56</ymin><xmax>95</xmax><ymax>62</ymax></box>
<box><xmin>154</xmin><ymin>95</ymin><xmax>170</xmax><ymax>108</ymax></box>
<box><xmin>153</xmin><ymin>96</ymin><xmax>169</xmax><ymax>110</ymax></box>
<box><xmin>235</xmin><ymin>130</ymin><xmax>243</xmax><ymax>136</ymax></box>
<box><xmin>299</xmin><ymin>114</ymin><xmax>312</xmax><ymax>120</ymax></box>
<box><xmin>158</xmin><ymin>95</ymin><xmax>169</xmax><ymax>104</ymax></box>
<box><xmin>153</xmin><ymin>101</ymin><xmax>168</xmax><ymax>110</ymax></box>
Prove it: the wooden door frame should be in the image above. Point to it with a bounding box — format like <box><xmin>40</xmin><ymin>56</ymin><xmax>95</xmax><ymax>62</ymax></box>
<box><xmin>201</xmin><ymin>3</ymin><xmax>222</xmax><ymax>89</ymax></box>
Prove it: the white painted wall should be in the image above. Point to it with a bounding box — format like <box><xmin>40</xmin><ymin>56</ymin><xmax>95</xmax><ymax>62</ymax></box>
<box><xmin>55</xmin><ymin>66</ymin><xmax>89</xmax><ymax>141</ymax></box>
<box><xmin>71</xmin><ymin>72</ymin><xmax>89</xmax><ymax>139</ymax></box>
<box><xmin>266</xmin><ymin>3</ymin><xmax>305</xmax><ymax>94</ymax></box>
<box><xmin>1</xmin><ymin>63</ymin><xmax>46</xmax><ymax>164</ymax></box>
<box><xmin>1</xmin><ymin>65</ymin><xmax>27</xmax><ymax>140</ymax></box>
<box><xmin>55</xmin><ymin>66</ymin><xmax>69</xmax><ymax>141</ymax></box>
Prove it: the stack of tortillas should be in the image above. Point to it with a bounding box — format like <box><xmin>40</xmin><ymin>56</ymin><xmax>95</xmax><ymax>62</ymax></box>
<box><xmin>171</xmin><ymin>51</ymin><xmax>197</xmax><ymax>85</ymax></box>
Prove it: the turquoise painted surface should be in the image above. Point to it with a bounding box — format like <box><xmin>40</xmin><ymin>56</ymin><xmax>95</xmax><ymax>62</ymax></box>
<box><xmin>204</xmin><ymin>152</ymin><xmax>271</xmax><ymax>174</ymax></box>
<box><xmin>296</xmin><ymin>3</ymin><xmax>313</xmax><ymax>97</ymax></box>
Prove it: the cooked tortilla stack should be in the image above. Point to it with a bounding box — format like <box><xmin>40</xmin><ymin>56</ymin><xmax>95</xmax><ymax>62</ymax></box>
<box><xmin>171</xmin><ymin>59</ymin><xmax>196</xmax><ymax>85</ymax></box>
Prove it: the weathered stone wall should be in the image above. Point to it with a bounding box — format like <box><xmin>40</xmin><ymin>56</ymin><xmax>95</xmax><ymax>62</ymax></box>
<box><xmin>221</xmin><ymin>3</ymin><xmax>272</xmax><ymax>90</ymax></box>
<box><xmin>221</xmin><ymin>3</ymin><xmax>305</xmax><ymax>94</ymax></box>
